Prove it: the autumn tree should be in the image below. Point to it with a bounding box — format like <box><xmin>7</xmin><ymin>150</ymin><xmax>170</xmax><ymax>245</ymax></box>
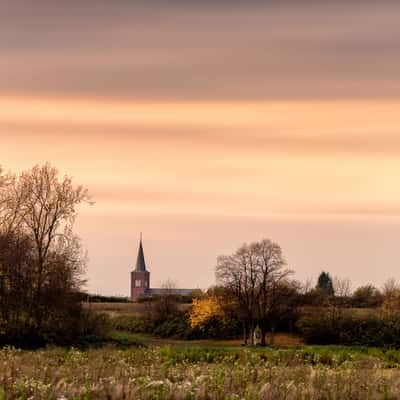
<box><xmin>189</xmin><ymin>296</ymin><xmax>226</xmax><ymax>336</ymax></box>
<box><xmin>0</xmin><ymin>164</ymin><xmax>91</xmax><ymax>344</ymax></box>
<box><xmin>190</xmin><ymin>297</ymin><xmax>223</xmax><ymax>328</ymax></box>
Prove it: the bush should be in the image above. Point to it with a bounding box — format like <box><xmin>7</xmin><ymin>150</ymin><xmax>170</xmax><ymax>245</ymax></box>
<box><xmin>297</xmin><ymin>310</ymin><xmax>400</xmax><ymax>347</ymax></box>
<box><xmin>79</xmin><ymin>311</ymin><xmax>112</xmax><ymax>338</ymax></box>
<box><xmin>111</xmin><ymin>315</ymin><xmax>156</xmax><ymax>335</ymax></box>
<box><xmin>154</xmin><ymin>316</ymin><xmax>191</xmax><ymax>338</ymax></box>
<box><xmin>83</xmin><ymin>294</ymin><xmax>130</xmax><ymax>303</ymax></box>
<box><xmin>351</xmin><ymin>285</ymin><xmax>383</xmax><ymax>308</ymax></box>
<box><xmin>111</xmin><ymin>295</ymin><xmax>242</xmax><ymax>340</ymax></box>
<box><xmin>111</xmin><ymin>313</ymin><xmax>193</xmax><ymax>339</ymax></box>
<box><xmin>297</xmin><ymin>311</ymin><xmax>340</xmax><ymax>345</ymax></box>
<box><xmin>111</xmin><ymin>311</ymin><xmax>237</xmax><ymax>340</ymax></box>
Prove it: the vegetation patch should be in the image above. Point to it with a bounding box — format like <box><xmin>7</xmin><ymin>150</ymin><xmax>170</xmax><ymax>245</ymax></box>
<box><xmin>2</xmin><ymin>346</ymin><xmax>400</xmax><ymax>399</ymax></box>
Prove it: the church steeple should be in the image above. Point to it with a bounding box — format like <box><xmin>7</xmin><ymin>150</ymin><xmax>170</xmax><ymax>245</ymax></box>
<box><xmin>135</xmin><ymin>233</ymin><xmax>147</xmax><ymax>272</ymax></box>
<box><xmin>131</xmin><ymin>233</ymin><xmax>150</xmax><ymax>301</ymax></box>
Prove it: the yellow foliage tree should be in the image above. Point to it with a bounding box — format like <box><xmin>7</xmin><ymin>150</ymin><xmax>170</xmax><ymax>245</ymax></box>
<box><xmin>189</xmin><ymin>297</ymin><xmax>225</xmax><ymax>329</ymax></box>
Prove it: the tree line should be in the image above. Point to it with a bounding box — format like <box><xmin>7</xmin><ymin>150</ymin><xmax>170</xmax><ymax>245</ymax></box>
<box><xmin>189</xmin><ymin>241</ymin><xmax>396</xmax><ymax>346</ymax></box>
<box><xmin>1</xmin><ymin>162</ymin><xmax>400</xmax><ymax>347</ymax></box>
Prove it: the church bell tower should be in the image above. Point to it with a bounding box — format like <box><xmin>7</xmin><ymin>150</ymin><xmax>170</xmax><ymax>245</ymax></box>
<box><xmin>130</xmin><ymin>234</ymin><xmax>150</xmax><ymax>301</ymax></box>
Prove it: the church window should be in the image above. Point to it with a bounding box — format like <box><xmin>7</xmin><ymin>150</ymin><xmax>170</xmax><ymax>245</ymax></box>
<box><xmin>135</xmin><ymin>279</ymin><xmax>141</xmax><ymax>287</ymax></box>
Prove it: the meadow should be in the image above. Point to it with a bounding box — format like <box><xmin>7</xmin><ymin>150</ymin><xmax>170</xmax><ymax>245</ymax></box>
<box><xmin>3</xmin><ymin>343</ymin><xmax>400</xmax><ymax>399</ymax></box>
<box><xmin>85</xmin><ymin>302</ymin><xmax>191</xmax><ymax>317</ymax></box>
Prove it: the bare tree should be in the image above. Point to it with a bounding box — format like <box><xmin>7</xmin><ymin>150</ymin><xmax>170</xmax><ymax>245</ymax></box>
<box><xmin>381</xmin><ymin>278</ymin><xmax>400</xmax><ymax>320</ymax></box>
<box><xmin>327</xmin><ymin>276</ymin><xmax>352</xmax><ymax>325</ymax></box>
<box><xmin>382</xmin><ymin>278</ymin><xmax>400</xmax><ymax>296</ymax></box>
<box><xmin>253</xmin><ymin>239</ymin><xmax>292</xmax><ymax>345</ymax></box>
<box><xmin>161</xmin><ymin>278</ymin><xmax>178</xmax><ymax>292</ymax></box>
<box><xmin>216</xmin><ymin>247</ymin><xmax>259</xmax><ymax>345</ymax></box>
<box><xmin>216</xmin><ymin>238</ymin><xmax>292</xmax><ymax>346</ymax></box>
<box><xmin>0</xmin><ymin>168</ymin><xmax>22</xmax><ymax>234</ymax></box>
<box><xmin>301</xmin><ymin>278</ymin><xmax>314</xmax><ymax>295</ymax></box>
<box><xmin>333</xmin><ymin>277</ymin><xmax>352</xmax><ymax>299</ymax></box>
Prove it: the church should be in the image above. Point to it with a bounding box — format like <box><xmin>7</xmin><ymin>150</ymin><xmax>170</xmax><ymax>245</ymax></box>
<box><xmin>130</xmin><ymin>236</ymin><xmax>194</xmax><ymax>301</ymax></box>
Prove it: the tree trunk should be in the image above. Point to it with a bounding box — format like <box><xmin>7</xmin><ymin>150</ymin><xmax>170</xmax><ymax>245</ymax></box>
<box><xmin>269</xmin><ymin>324</ymin><xmax>276</xmax><ymax>346</ymax></box>
<box><xmin>250</xmin><ymin>319</ymin><xmax>255</xmax><ymax>345</ymax></box>
<box><xmin>242</xmin><ymin>320</ymin><xmax>248</xmax><ymax>345</ymax></box>
<box><xmin>260</xmin><ymin>323</ymin><xmax>267</xmax><ymax>346</ymax></box>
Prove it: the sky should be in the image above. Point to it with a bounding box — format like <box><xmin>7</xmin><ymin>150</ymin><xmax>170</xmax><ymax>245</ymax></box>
<box><xmin>1</xmin><ymin>1</ymin><xmax>400</xmax><ymax>295</ymax></box>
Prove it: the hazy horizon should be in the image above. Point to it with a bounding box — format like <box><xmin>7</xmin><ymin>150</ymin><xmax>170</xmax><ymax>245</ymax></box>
<box><xmin>2</xmin><ymin>1</ymin><xmax>400</xmax><ymax>295</ymax></box>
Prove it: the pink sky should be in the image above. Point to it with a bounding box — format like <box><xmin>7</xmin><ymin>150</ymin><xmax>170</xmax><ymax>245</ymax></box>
<box><xmin>2</xmin><ymin>1</ymin><xmax>400</xmax><ymax>295</ymax></box>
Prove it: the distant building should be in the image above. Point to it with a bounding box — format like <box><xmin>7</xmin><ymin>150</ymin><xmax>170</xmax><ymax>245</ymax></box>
<box><xmin>130</xmin><ymin>236</ymin><xmax>194</xmax><ymax>301</ymax></box>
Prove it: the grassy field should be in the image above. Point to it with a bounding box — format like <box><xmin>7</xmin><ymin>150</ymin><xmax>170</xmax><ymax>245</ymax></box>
<box><xmin>1</xmin><ymin>303</ymin><xmax>389</xmax><ymax>399</ymax></box>
<box><xmin>3</xmin><ymin>341</ymin><xmax>400</xmax><ymax>399</ymax></box>
<box><xmin>86</xmin><ymin>302</ymin><xmax>191</xmax><ymax>317</ymax></box>
<box><xmin>111</xmin><ymin>331</ymin><xmax>304</xmax><ymax>347</ymax></box>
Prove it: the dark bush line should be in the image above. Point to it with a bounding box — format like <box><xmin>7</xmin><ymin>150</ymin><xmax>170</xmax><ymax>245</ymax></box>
<box><xmin>80</xmin><ymin>293</ymin><xmax>131</xmax><ymax>303</ymax></box>
<box><xmin>137</xmin><ymin>294</ymin><xmax>194</xmax><ymax>304</ymax></box>
<box><xmin>111</xmin><ymin>311</ymin><xmax>243</xmax><ymax>340</ymax></box>
<box><xmin>0</xmin><ymin>310</ymin><xmax>112</xmax><ymax>349</ymax></box>
<box><xmin>297</xmin><ymin>312</ymin><xmax>400</xmax><ymax>348</ymax></box>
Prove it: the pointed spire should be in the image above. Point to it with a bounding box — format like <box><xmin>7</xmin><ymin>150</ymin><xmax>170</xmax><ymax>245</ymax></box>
<box><xmin>135</xmin><ymin>234</ymin><xmax>147</xmax><ymax>272</ymax></box>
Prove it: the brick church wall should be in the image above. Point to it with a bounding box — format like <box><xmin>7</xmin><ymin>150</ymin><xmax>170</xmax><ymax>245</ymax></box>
<box><xmin>131</xmin><ymin>270</ymin><xmax>150</xmax><ymax>300</ymax></box>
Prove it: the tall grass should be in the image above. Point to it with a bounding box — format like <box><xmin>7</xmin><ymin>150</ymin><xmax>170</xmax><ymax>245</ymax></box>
<box><xmin>1</xmin><ymin>345</ymin><xmax>400</xmax><ymax>399</ymax></box>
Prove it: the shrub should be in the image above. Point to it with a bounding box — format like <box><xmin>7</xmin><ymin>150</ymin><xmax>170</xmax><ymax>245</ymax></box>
<box><xmin>79</xmin><ymin>311</ymin><xmax>112</xmax><ymax>338</ymax></box>
<box><xmin>111</xmin><ymin>315</ymin><xmax>156</xmax><ymax>334</ymax></box>
<box><xmin>351</xmin><ymin>285</ymin><xmax>383</xmax><ymax>308</ymax></box>
<box><xmin>297</xmin><ymin>310</ymin><xmax>400</xmax><ymax>347</ymax></box>
<box><xmin>83</xmin><ymin>294</ymin><xmax>130</xmax><ymax>303</ymax></box>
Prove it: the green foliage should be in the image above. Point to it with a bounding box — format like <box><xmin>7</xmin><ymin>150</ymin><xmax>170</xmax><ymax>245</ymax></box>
<box><xmin>111</xmin><ymin>313</ymin><xmax>193</xmax><ymax>339</ymax></box>
<box><xmin>297</xmin><ymin>311</ymin><xmax>400</xmax><ymax>347</ymax></box>
<box><xmin>190</xmin><ymin>314</ymin><xmax>241</xmax><ymax>339</ymax></box>
<box><xmin>154</xmin><ymin>316</ymin><xmax>190</xmax><ymax>339</ymax></box>
<box><xmin>351</xmin><ymin>285</ymin><xmax>383</xmax><ymax>308</ymax></box>
<box><xmin>83</xmin><ymin>294</ymin><xmax>131</xmax><ymax>303</ymax></box>
<box><xmin>111</xmin><ymin>309</ymin><xmax>242</xmax><ymax>341</ymax></box>
<box><xmin>79</xmin><ymin>311</ymin><xmax>112</xmax><ymax>339</ymax></box>
<box><xmin>111</xmin><ymin>315</ymin><xmax>156</xmax><ymax>335</ymax></box>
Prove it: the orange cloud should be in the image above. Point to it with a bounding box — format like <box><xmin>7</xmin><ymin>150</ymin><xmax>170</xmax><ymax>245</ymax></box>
<box><xmin>2</xmin><ymin>96</ymin><xmax>400</xmax><ymax>218</ymax></box>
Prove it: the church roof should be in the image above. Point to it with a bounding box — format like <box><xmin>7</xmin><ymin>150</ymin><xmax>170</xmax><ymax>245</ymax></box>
<box><xmin>135</xmin><ymin>236</ymin><xmax>147</xmax><ymax>272</ymax></box>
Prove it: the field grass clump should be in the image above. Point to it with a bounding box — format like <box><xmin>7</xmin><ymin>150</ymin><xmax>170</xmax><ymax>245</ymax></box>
<box><xmin>2</xmin><ymin>345</ymin><xmax>400</xmax><ymax>399</ymax></box>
